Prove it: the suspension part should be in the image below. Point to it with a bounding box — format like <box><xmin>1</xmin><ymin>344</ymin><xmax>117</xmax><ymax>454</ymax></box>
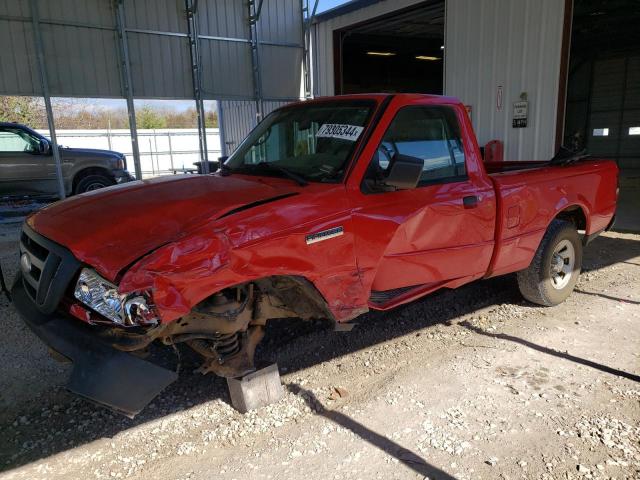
<box><xmin>188</xmin><ymin>326</ymin><xmax>265</xmax><ymax>378</ymax></box>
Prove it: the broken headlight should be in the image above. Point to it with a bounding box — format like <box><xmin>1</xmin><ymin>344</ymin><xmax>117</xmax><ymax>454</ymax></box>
<box><xmin>73</xmin><ymin>268</ymin><xmax>158</xmax><ymax>327</ymax></box>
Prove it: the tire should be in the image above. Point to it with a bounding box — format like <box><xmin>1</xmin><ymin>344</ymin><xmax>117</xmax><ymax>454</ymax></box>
<box><xmin>517</xmin><ymin>219</ymin><xmax>583</xmax><ymax>306</ymax></box>
<box><xmin>74</xmin><ymin>174</ymin><xmax>115</xmax><ymax>194</ymax></box>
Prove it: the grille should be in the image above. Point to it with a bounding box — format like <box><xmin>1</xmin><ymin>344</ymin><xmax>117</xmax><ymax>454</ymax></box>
<box><xmin>19</xmin><ymin>225</ymin><xmax>80</xmax><ymax>314</ymax></box>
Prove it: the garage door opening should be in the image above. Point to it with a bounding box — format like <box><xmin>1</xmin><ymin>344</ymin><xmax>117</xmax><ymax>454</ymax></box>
<box><xmin>563</xmin><ymin>0</ymin><xmax>640</xmax><ymax>231</ymax></box>
<box><xmin>333</xmin><ymin>1</ymin><xmax>445</xmax><ymax>95</ymax></box>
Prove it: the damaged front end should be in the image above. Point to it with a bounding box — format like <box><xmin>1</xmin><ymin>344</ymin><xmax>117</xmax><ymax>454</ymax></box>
<box><xmin>14</xmin><ymin>265</ymin><xmax>329</xmax><ymax>417</ymax></box>
<box><xmin>13</xmin><ymin>275</ymin><xmax>317</xmax><ymax>416</ymax></box>
<box><xmin>14</xmin><ymin>223</ymin><xmax>336</xmax><ymax>417</ymax></box>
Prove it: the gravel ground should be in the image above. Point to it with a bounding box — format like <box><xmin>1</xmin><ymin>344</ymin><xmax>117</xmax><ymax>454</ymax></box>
<box><xmin>0</xmin><ymin>223</ymin><xmax>638</xmax><ymax>480</ymax></box>
<box><xmin>0</xmin><ymin>223</ymin><xmax>71</xmax><ymax>411</ymax></box>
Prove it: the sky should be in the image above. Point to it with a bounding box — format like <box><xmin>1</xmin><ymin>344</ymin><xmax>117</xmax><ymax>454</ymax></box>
<box><xmin>316</xmin><ymin>0</ymin><xmax>352</xmax><ymax>13</ymax></box>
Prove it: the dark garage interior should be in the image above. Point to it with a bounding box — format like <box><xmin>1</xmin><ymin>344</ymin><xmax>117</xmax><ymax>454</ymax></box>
<box><xmin>334</xmin><ymin>1</ymin><xmax>445</xmax><ymax>95</ymax></box>
<box><xmin>564</xmin><ymin>0</ymin><xmax>640</xmax><ymax>230</ymax></box>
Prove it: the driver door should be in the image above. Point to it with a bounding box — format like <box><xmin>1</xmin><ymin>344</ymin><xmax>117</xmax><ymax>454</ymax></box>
<box><xmin>0</xmin><ymin>127</ymin><xmax>57</xmax><ymax>196</ymax></box>
<box><xmin>351</xmin><ymin>103</ymin><xmax>496</xmax><ymax>296</ymax></box>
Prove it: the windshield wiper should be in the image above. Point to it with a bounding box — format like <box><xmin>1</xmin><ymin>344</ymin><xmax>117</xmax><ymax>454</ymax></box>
<box><xmin>241</xmin><ymin>162</ymin><xmax>309</xmax><ymax>187</ymax></box>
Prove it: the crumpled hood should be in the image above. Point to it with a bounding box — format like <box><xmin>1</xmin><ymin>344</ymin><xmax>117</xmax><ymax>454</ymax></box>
<box><xmin>27</xmin><ymin>175</ymin><xmax>296</xmax><ymax>281</ymax></box>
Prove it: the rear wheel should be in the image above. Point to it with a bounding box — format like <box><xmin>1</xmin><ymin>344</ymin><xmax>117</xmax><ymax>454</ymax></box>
<box><xmin>74</xmin><ymin>174</ymin><xmax>114</xmax><ymax>194</ymax></box>
<box><xmin>517</xmin><ymin>220</ymin><xmax>582</xmax><ymax>306</ymax></box>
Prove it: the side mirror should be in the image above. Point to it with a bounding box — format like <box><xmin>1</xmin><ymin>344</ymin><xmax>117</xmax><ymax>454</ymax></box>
<box><xmin>38</xmin><ymin>139</ymin><xmax>50</xmax><ymax>155</ymax></box>
<box><xmin>218</xmin><ymin>155</ymin><xmax>229</xmax><ymax>163</ymax></box>
<box><xmin>384</xmin><ymin>154</ymin><xmax>424</xmax><ymax>190</ymax></box>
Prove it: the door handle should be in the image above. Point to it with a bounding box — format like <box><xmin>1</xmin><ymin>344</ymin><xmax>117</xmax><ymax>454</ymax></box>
<box><xmin>463</xmin><ymin>195</ymin><xmax>479</xmax><ymax>209</ymax></box>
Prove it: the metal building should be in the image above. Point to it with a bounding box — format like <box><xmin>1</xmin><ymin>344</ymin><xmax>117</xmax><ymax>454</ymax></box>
<box><xmin>311</xmin><ymin>0</ymin><xmax>566</xmax><ymax>161</ymax></box>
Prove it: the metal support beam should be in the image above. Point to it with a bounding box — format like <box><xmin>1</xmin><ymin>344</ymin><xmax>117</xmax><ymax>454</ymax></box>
<box><xmin>302</xmin><ymin>0</ymin><xmax>319</xmax><ymax>99</ymax></box>
<box><xmin>248</xmin><ymin>0</ymin><xmax>264</xmax><ymax>124</ymax></box>
<box><xmin>30</xmin><ymin>0</ymin><xmax>65</xmax><ymax>199</ymax></box>
<box><xmin>218</xmin><ymin>101</ymin><xmax>228</xmax><ymax>157</ymax></box>
<box><xmin>252</xmin><ymin>0</ymin><xmax>265</xmax><ymax>22</ymax></box>
<box><xmin>115</xmin><ymin>0</ymin><xmax>143</xmax><ymax>180</ymax></box>
<box><xmin>186</xmin><ymin>0</ymin><xmax>209</xmax><ymax>173</ymax></box>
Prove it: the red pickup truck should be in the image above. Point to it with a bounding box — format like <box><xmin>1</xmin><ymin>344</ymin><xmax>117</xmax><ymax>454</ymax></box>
<box><xmin>12</xmin><ymin>94</ymin><xmax>618</xmax><ymax>415</ymax></box>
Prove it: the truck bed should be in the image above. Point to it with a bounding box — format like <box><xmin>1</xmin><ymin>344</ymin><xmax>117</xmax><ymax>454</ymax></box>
<box><xmin>483</xmin><ymin>160</ymin><xmax>549</xmax><ymax>174</ymax></box>
<box><xmin>485</xmin><ymin>159</ymin><xmax>618</xmax><ymax>278</ymax></box>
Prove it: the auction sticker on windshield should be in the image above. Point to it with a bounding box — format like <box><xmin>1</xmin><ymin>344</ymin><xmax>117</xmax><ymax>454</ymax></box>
<box><xmin>316</xmin><ymin>124</ymin><xmax>364</xmax><ymax>141</ymax></box>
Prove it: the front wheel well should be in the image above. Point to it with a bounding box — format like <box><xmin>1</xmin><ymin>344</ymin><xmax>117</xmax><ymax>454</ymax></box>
<box><xmin>150</xmin><ymin>276</ymin><xmax>334</xmax><ymax>378</ymax></box>
<box><xmin>251</xmin><ymin>275</ymin><xmax>334</xmax><ymax>321</ymax></box>
<box><xmin>168</xmin><ymin>275</ymin><xmax>334</xmax><ymax>336</ymax></box>
<box><xmin>72</xmin><ymin>167</ymin><xmax>113</xmax><ymax>190</ymax></box>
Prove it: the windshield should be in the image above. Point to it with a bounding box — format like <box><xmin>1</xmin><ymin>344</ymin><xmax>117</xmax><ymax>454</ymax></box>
<box><xmin>224</xmin><ymin>100</ymin><xmax>376</xmax><ymax>183</ymax></box>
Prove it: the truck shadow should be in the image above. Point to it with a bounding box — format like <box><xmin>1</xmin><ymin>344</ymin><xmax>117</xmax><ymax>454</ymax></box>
<box><xmin>574</xmin><ymin>288</ymin><xmax>640</xmax><ymax>305</ymax></box>
<box><xmin>286</xmin><ymin>383</ymin><xmax>458</xmax><ymax>480</ymax></box>
<box><xmin>457</xmin><ymin>321</ymin><xmax>640</xmax><ymax>383</ymax></box>
<box><xmin>0</xmin><ymin>234</ymin><xmax>638</xmax><ymax>472</ymax></box>
<box><xmin>580</xmin><ymin>233</ymin><xmax>640</xmax><ymax>272</ymax></box>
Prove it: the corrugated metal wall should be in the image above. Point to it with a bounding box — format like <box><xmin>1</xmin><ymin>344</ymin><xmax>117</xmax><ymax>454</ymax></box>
<box><xmin>0</xmin><ymin>0</ymin><xmax>305</xmax><ymax>101</ymax></box>
<box><xmin>0</xmin><ymin>0</ymin><xmax>120</xmax><ymax>97</ymax></box>
<box><xmin>197</xmin><ymin>0</ymin><xmax>254</xmax><ymax>100</ymax></box>
<box><xmin>219</xmin><ymin>99</ymin><xmax>293</xmax><ymax>153</ymax></box>
<box><xmin>122</xmin><ymin>0</ymin><xmax>191</xmax><ymax>99</ymax></box>
<box><xmin>260</xmin><ymin>45</ymin><xmax>304</xmax><ymax>99</ymax></box>
<box><xmin>256</xmin><ymin>0</ymin><xmax>304</xmax><ymax>100</ymax></box>
<box><xmin>0</xmin><ymin>0</ymin><xmax>38</xmax><ymax>96</ymax></box>
<box><xmin>311</xmin><ymin>0</ymin><xmax>565</xmax><ymax>160</ymax></box>
<box><xmin>122</xmin><ymin>0</ymin><xmax>304</xmax><ymax>100</ymax></box>
<box><xmin>445</xmin><ymin>0</ymin><xmax>565</xmax><ymax>160</ymax></box>
<box><xmin>37</xmin><ymin>0</ymin><xmax>120</xmax><ymax>97</ymax></box>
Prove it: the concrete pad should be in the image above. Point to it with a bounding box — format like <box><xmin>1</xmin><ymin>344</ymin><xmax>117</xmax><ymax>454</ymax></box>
<box><xmin>226</xmin><ymin>363</ymin><xmax>284</xmax><ymax>413</ymax></box>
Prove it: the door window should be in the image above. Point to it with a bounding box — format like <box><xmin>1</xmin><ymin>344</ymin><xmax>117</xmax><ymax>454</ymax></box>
<box><xmin>365</xmin><ymin>106</ymin><xmax>467</xmax><ymax>189</ymax></box>
<box><xmin>0</xmin><ymin>128</ymin><xmax>39</xmax><ymax>153</ymax></box>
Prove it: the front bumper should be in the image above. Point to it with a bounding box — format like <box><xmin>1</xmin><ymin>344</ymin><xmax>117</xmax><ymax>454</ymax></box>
<box><xmin>12</xmin><ymin>273</ymin><xmax>177</xmax><ymax>417</ymax></box>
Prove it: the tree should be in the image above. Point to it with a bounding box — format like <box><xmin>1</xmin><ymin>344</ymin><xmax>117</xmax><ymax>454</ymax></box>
<box><xmin>94</xmin><ymin>108</ymin><xmax>129</xmax><ymax>129</ymax></box>
<box><xmin>0</xmin><ymin>96</ymin><xmax>47</xmax><ymax>127</ymax></box>
<box><xmin>136</xmin><ymin>105</ymin><xmax>167</xmax><ymax>129</ymax></box>
<box><xmin>205</xmin><ymin>109</ymin><xmax>219</xmax><ymax>128</ymax></box>
<box><xmin>1</xmin><ymin>96</ymin><xmax>219</xmax><ymax>130</ymax></box>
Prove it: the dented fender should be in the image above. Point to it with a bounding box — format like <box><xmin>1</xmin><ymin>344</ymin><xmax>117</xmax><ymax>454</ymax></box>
<box><xmin>117</xmin><ymin>182</ymin><xmax>370</xmax><ymax>324</ymax></box>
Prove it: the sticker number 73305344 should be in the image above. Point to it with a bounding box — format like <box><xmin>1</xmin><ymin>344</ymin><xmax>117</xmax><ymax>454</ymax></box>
<box><xmin>316</xmin><ymin>124</ymin><xmax>364</xmax><ymax>142</ymax></box>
